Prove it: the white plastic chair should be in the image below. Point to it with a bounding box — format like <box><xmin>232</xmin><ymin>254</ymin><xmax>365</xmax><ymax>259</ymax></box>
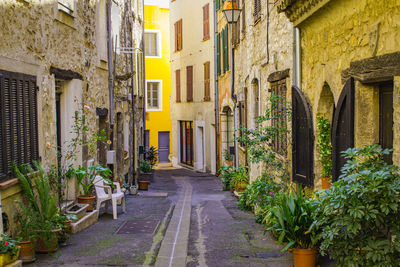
<box><xmin>94</xmin><ymin>176</ymin><xmax>126</xmax><ymax>219</ymax></box>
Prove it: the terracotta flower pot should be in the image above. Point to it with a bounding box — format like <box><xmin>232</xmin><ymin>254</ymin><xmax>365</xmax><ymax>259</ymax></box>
<box><xmin>18</xmin><ymin>240</ymin><xmax>36</xmax><ymax>263</ymax></box>
<box><xmin>35</xmin><ymin>229</ymin><xmax>61</xmax><ymax>254</ymax></box>
<box><xmin>77</xmin><ymin>195</ymin><xmax>96</xmax><ymax>211</ymax></box>
<box><xmin>321</xmin><ymin>177</ymin><xmax>331</xmax><ymax>189</ymax></box>
<box><xmin>235</xmin><ymin>182</ymin><xmax>247</xmax><ymax>191</ymax></box>
<box><xmin>138</xmin><ymin>180</ymin><xmax>150</xmax><ymax>190</ymax></box>
<box><xmin>293</xmin><ymin>248</ymin><xmax>318</xmax><ymax>267</ymax></box>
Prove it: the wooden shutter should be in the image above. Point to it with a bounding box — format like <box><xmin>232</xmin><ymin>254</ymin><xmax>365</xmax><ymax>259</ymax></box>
<box><xmin>292</xmin><ymin>86</ymin><xmax>314</xmax><ymax>187</ymax></box>
<box><xmin>0</xmin><ymin>70</ymin><xmax>38</xmax><ymax>180</ymax></box>
<box><xmin>216</xmin><ymin>33</ymin><xmax>221</xmax><ymax>76</ymax></box>
<box><xmin>332</xmin><ymin>78</ymin><xmax>355</xmax><ymax>181</ymax></box>
<box><xmin>186</xmin><ymin>66</ymin><xmax>193</xmax><ymax>102</ymax></box>
<box><xmin>203</xmin><ymin>4</ymin><xmax>210</xmax><ymax>40</ymax></box>
<box><xmin>174</xmin><ymin>21</ymin><xmax>178</xmax><ymax>51</ymax></box>
<box><xmin>175</xmin><ymin>19</ymin><xmax>183</xmax><ymax>51</ymax></box>
<box><xmin>242</xmin><ymin>0</ymin><xmax>246</xmax><ymax>34</ymax></box>
<box><xmin>204</xmin><ymin>62</ymin><xmax>210</xmax><ymax>101</ymax></box>
<box><xmin>176</xmin><ymin>69</ymin><xmax>181</xmax><ymax>102</ymax></box>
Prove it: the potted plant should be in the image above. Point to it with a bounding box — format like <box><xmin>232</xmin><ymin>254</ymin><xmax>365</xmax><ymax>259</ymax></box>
<box><xmin>311</xmin><ymin>145</ymin><xmax>400</xmax><ymax>266</ymax></box>
<box><xmin>15</xmin><ymin>204</ymin><xmax>37</xmax><ymax>263</ymax></box>
<box><xmin>268</xmin><ymin>188</ymin><xmax>319</xmax><ymax>267</ymax></box>
<box><xmin>223</xmin><ymin>150</ymin><xmax>233</xmax><ymax>166</ymax></box>
<box><xmin>73</xmin><ymin>164</ymin><xmax>112</xmax><ymax>211</ymax></box>
<box><xmin>0</xmin><ymin>234</ymin><xmax>20</xmax><ymax>267</ymax></box>
<box><xmin>145</xmin><ymin>146</ymin><xmax>158</xmax><ymax>167</ymax></box>
<box><xmin>316</xmin><ymin>116</ymin><xmax>332</xmax><ymax>189</ymax></box>
<box><xmin>218</xmin><ymin>165</ymin><xmax>235</xmax><ymax>191</ymax></box>
<box><xmin>13</xmin><ymin>162</ymin><xmax>62</xmax><ymax>254</ymax></box>
<box><xmin>129</xmin><ymin>184</ymin><xmax>138</xmax><ymax>195</ymax></box>
<box><xmin>138</xmin><ymin>160</ymin><xmax>153</xmax><ymax>183</ymax></box>
<box><xmin>230</xmin><ymin>166</ymin><xmax>249</xmax><ymax>192</ymax></box>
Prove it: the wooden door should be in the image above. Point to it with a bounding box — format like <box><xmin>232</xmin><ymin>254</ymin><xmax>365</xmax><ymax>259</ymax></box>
<box><xmin>379</xmin><ymin>81</ymin><xmax>393</xmax><ymax>164</ymax></box>
<box><xmin>332</xmin><ymin>78</ymin><xmax>355</xmax><ymax>181</ymax></box>
<box><xmin>292</xmin><ymin>86</ymin><xmax>314</xmax><ymax>187</ymax></box>
<box><xmin>158</xmin><ymin>132</ymin><xmax>170</xmax><ymax>163</ymax></box>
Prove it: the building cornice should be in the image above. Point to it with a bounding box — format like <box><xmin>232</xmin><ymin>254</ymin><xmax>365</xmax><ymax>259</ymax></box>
<box><xmin>276</xmin><ymin>0</ymin><xmax>332</xmax><ymax>26</ymax></box>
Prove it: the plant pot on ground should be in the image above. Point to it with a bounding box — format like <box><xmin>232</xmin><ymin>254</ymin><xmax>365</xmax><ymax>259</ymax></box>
<box><xmin>73</xmin><ymin>164</ymin><xmax>112</xmax><ymax>211</ymax></box>
<box><xmin>229</xmin><ymin>166</ymin><xmax>249</xmax><ymax>192</ymax></box>
<box><xmin>35</xmin><ymin>228</ymin><xmax>61</xmax><ymax>254</ymax></box>
<box><xmin>316</xmin><ymin>116</ymin><xmax>332</xmax><ymax>189</ymax></box>
<box><xmin>138</xmin><ymin>180</ymin><xmax>150</xmax><ymax>190</ymax></box>
<box><xmin>18</xmin><ymin>241</ymin><xmax>35</xmax><ymax>263</ymax></box>
<box><xmin>268</xmin><ymin>188</ymin><xmax>319</xmax><ymax>267</ymax></box>
<box><xmin>14</xmin><ymin>162</ymin><xmax>65</xmax><ymax>255</ymax></box>
<box><xmin>130</xmin><ymin>185</ymin><xmax>138</xmax><ymax>195</ymax></box>
<box><xmin>138</xmin><ymin>160</ymin><xmax>154</xmax><ymax>182</ymax></box>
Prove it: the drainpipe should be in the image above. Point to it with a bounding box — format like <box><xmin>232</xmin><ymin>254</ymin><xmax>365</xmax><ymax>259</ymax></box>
<box><xmin>0</xmin><ymin>191</ymin><xmax>3</xmax><ymax>234</ymax></box>
<box><xmin>230</xmin><ymin>24</ymin><xmax>239</xmax><ymax>168</ymax></box>
<box><xmin>141</xmin><ymin>0</ymin><xmax>146</xmax><ymax>163</ymax></box>
<box><xmin>214</xmin><ymin>0</ymin><xmax>220</xmax><ymax>172</ymax></box>
<box><xmin>129</xmin><ymin>0</ymin><xmax>135</xmax><ymax>184</ymax></box>
<box><xmin>293</xmin><ymin>27</ymin><xmax>301</xmax><ymax>89</ymax></box>
<box><xmin>106</xmin><ymin>0</ymin><xmax>114</xmax><ymax>125</ymax></box>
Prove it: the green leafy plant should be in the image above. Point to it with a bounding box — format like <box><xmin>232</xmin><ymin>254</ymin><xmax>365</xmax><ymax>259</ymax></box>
<box><xmin>236</xmin><ymin>92</ymin><xmax>291</xmax><ymax>186</ymax></box>
<box><xmin>316</xmin><ymin>116</ymin><xmax>332</xmax><ymax>179</ymax></box>
<box><xmin>310</xmin><ymin>145</ymin><xmax>400</xmax><ymax>266</ymax></box>
<box><xmin>267</xmin><ymin>188</ymin><xmax>319</xmax><ymax>251</ymax></box>
<box><xmin>229</xmin><ymin>166</ymin><xmax>249</xmax><ymax>189</ymax></box>
<box><xmin>139</xmin><ymin>160</ymin><xmax>152</xmax><ymax>173</ymax></box>
<box><xmin>0</xmin><ymin>234</ymin><xmax>20</xmax><ymax>256</ymax></box>
<box><xmin>145</xmin><ymin>146</ymin><xmax>159</xmax><ymax>166</ymax></box>
<box><xmin>73</xmin><ymin>164</ymin><xmax>112</xmax><ymax>197</ymax></box>
<box><xmin>223</xmin><ymin>150</ymin><xmax>233</xmax><ymax>161</ymax></box>
<box><xmin>218</xmin><ymin>165</ymin><xmax>236</xmax><ymax>190</ymax></box>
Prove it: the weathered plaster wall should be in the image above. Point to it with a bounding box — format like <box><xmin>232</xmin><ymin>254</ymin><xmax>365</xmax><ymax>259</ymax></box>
<box><xmin>233</xmin><ymin>0</ymin><xmax>293</xmax><ymax>182</ymax></box>
<box><xmin>298</xmin><ymin>0</ymin><xmax>400</xmax><ymax>188</ymax></box>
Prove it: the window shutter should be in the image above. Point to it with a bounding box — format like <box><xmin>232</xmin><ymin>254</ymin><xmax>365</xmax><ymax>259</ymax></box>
<box><xmin>216</xmin><ymin>0</ymin><xmax>220</xmax><ymax>11</ymax></box>
<box><xmin>186</xmin><ymin>66</ymin><xmax>193</xmax><ymax>102</ymax></box>
<box><xmin>224</xmin><ymin>25</ymin><xmax>229</xmax><ymax>72</ymax></box>
<box><xmin>222</xmin><ymin>28</ymin><xmax>226</xmax><ymax>73</ymax></box>
<box><xmin>174</xmin><ymin>21</ymin><xmax>178</xmax><ymax>51</ymax></box>
<box><xmin>178</xmin><ymin>19</ymin><xmax>182</xmax><ymax>50</ymax></box>
<box><xmin>176</xmin><ymin>69</ymin><xmax>181</xmax><ymax>102</ymax></box>
<box><xmin>0</xmin><ymin>70</ymin><xmax>38</xmax><ymax>180</ymax></box>
<box><xmin>203</xmin><ymin>4</ymin><xmax>210</xmax><ymax>40</ymax></box>
<box><xmin>216</xmin><ymin>33</ymin><xmax>221</xmax><ymax>76</ymax></box>
<box><xmin>242</xmin><ymin>0</ymin><xmax>246</xmax><ymax>34</ymax></box>
<box><xmin>204</xmin><ymin>62</ymin><xmax>210</xmax><ymax>101</ymax></box>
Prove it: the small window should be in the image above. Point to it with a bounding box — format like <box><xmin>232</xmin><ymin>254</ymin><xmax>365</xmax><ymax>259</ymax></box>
<box><xmin>174</xmin><ymin>19</ymin><xmax>183</xmax><ymax>51</ymax></box>
<box><xmin>58</xmin><ymin>0</ymin><xmax>74</xmax><ymax>16</ymax></box>
<box><xmin>204</xmin><ymin>62</ymin><xmax>210</xmax><ymax>101</ymax></box>
<box><xmin>144</xmin><ymin>32</ymin><xmax>160</xmax><ymax>57</ymax></box>
<box><xmin>146</xmin><ymin>81</ymin><xmax>162</xmax><ymax>110</ymax></box>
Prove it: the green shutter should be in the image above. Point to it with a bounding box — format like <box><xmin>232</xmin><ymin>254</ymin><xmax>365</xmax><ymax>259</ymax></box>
<box><xmin>222</xmin><ymin>27</ymin><xmax>226</xmax><ymax>73</ymax></box>
<box><xmin>216</xmin><ymin>0</ymin><xmax>220</xmax><ymax>11</ymax></box>
<box><xmin>225</xmin><ymin>24</ymin><xmax>229</xmax><ymax>71</ymax></box>
<box><xmin>217</xmin><ymin>32</ymin><xmax>221</xmax><ymax>76</ymax></box>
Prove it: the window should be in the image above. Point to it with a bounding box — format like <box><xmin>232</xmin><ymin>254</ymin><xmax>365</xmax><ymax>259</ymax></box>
<box><xmin>238</xmin><ymin>101</ymin><xmax>246</xmax><ymax>147</ymax></box>
<box><xmin>174</xmin><ymin>19</ymin><xmax>183</xmax><ymax>51</ymax></box>
<box><xmin>204</xmin><ymin>62</ymin><xmax>210</xmax><ymax>101</ymax></box>
<box><xmin>176</xmin><ymin>69</ymin><xmax>181</xmax><ymax>102</ymax></box>
<box><xmin>242</xmin><ymin>0</ymin><xmax>246</xmax><ymax>34</ymax></box>
<box><xmin>144</xmin><ymin>31</ymin><xmax>160</xmax><ymax>57</ymax></box>
<box><xmin>203</xmin><ymin>4</ymin><xmax>210</xmax><ymax>40</ymax></box>
<box><xmin>58</xmin><ymin>0</ymin><xmax>74</xmax><ymax>16</ymax></box>
<box><xmin>0</xmin><ymin>70</ymin><xmax>39</xmax><ymax>180</ymax></box>
<box><xmin>186</xmin><ymin>66</ymin><xmax>193</xmax><ymax>102</ymax></box>
<box><xmin>270</xmin><ymin>79</ymin><xmax>287</xmax><ymax>155</ymax></box>
<box><xmin>254</xmin><ymin>0</ymin><xmax>261</xmax><ymax>22</ymax></box>
<box><xmin>146</xmin><ymin>81</ymin><xmax>162</xmax><ymax>110</ymax></box>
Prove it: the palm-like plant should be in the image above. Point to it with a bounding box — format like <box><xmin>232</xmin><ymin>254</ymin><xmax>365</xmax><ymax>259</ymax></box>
<box><xmin>73</xmin><ymin>164</ymin><xmax>112</xmax><ymax>197</ymax></box>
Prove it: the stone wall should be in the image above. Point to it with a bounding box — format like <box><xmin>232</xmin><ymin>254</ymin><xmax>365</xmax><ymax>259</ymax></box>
<box><xmin>295</xmin><ymin>0</ymin><xmax>400</xmax><ymax>188</ymax></box>
<box><xmin>233</xmin><ymin>0</ymin><xmax>293</xmax><ymax>182</ymax></box>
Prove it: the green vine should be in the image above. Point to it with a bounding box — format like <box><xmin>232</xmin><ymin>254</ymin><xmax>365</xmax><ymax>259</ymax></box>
<box><xmin>316</xmin><ymin>116</ymin><xmax>332</xmax><ymax>179</ymax></box>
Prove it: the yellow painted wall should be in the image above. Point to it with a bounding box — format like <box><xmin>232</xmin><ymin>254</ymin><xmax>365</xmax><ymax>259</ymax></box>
<box><xmin>144</xmin><ymin>4</ymin><xmax>172</xmax><ymax>160</ymax></box>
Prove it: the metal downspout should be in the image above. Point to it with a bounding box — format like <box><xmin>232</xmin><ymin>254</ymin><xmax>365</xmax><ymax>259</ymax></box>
<box><xmin>214</xmin><ymin>0</ymin><xmax>220</xmax><ymax>172</ymax></box>
<box><xmin>230</xmin><ymin>24</ymin><xmax>238</xmax><ymax>168</ymax></box>
<box><xmin>293</xmin><ymin>28</ymin><xmax>301</xmax><ymax>88</ymax></box>
<box><xmin>141</xmin><ymin>0</ymin><xmax>146</xmax><ymax>162</ymax></box>
<box><xmin>129</xmin><ymin>0</ymin><xmax>135</xmax><ymax>184</ymax></box>
<box><xmin>106</xmin><ymin>0</ymin><xmax>114</xmax><ymax>126</ymax></box>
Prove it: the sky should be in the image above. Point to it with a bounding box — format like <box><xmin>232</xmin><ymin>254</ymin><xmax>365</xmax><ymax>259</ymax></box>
<box><xmin>144</xmin><ymin>0</ymin><xmax>169</xmax><ymax>9</ymax></box>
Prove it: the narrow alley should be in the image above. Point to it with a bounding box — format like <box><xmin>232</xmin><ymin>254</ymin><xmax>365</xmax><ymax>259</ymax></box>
<box><xmin>30</xmin><ymin>168</ymin><xmax>295</xmax><ymax>267</ymax></box>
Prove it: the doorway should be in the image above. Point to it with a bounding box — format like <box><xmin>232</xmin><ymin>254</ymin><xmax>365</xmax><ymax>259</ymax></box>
<box><xmin>158</xmin><ymin>131</ymin><xmax>170</xmax><ymax>163</ymax></box>
<box><xmin>379</xmin><ymin>81</ymin><xmax>393</xmax><ymax>164</ymax></box>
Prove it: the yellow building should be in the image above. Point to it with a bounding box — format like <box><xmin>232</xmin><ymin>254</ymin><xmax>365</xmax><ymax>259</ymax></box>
<box><xmin>144</xmin><ymin>0</ymin><xmax>172</xmax><ymax>163</ymax></box>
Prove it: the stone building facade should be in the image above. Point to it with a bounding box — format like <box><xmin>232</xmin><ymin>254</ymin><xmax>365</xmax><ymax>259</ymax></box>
<box><xmin>278</xmin><ymin>0</ymin><xmax>400</xmax><ymax>189</ymax></box>
<box><xmin>169</xmin><ymin>0</ymin><xmax>216</xmax><ymax>173</ymax></box>
<box><xmin>216</xmin><ymin>0</ymin><xmax>293</xmax><ymax>181</ymax></box>
<box><xmin>0</xmin><ymin>0</ymin><xmax>144</xmax><ymax>234</ymax></box>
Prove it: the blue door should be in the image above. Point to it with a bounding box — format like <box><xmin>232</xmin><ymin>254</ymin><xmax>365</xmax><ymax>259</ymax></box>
<box><xmin>158</xmin><ymin>132</ymin><xmax>170</xmax><ymax>163</ymax></box>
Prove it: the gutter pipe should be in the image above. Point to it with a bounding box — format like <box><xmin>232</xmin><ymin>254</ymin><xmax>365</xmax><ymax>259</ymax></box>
<box><xmin>214</xmin><ymin>0</ymin><xmax>220</xmax><ymax>172</ymax></box>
